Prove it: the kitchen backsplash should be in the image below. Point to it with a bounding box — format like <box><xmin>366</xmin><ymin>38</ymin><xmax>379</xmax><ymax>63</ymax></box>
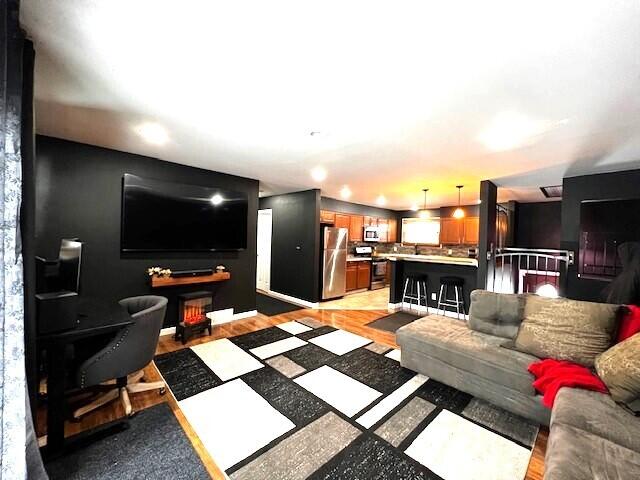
<box><xmin>373</xmin><ymin>243</ymin><xmax>475</xmax><ymax>258</ymax></box>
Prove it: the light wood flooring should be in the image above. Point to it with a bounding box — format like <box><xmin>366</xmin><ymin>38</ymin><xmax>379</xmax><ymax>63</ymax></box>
<box><xmin>317</xmin><ymin>287</ymin><xmax>390</xmax><ymax>310</ymax></box>
<box><xmin>37</xmin><ymin>308</ymin><xmax>547</xmax><ymax>480</ymax></box>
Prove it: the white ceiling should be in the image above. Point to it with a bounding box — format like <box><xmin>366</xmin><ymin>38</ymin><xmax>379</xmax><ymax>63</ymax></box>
<box><xmin>21</xmin><ymin>1</ymin><xmax>640</xmax><ymax>210</ymax></box>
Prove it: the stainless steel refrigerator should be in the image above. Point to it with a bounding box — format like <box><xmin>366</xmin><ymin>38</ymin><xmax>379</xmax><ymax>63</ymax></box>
<box><xmin>321</xmin><ymin>227</ymin><xmax>348</xmax><ymax>300</ymax></box>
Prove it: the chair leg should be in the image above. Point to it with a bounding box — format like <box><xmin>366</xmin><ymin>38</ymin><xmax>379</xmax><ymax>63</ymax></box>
<box><xmin>454</xmin><ymin>285</ymin><xmax>461</xmax><ymax>319</ymax></box>
<box><xmin>72</xmin><ymin>388</ymin><xmax>119</xmax><ymax>419</ymax></box>
<box><xmin>126</xmin><ymin>380</ymin><xmax>166</xmax><ymax>394</ymax></box>
<box><xmin>416</xmin><ymin>281</ymin><xmax>421</xmax><ymax>313</ymax></box>
<box><xmin>121</xmin><ymin>387</ymin><xmax>132</xmax><ymax>416</ymax></box>
<box><xmin>437</xmin><ymin>285</ymin><xmax>444</xmax><ymax>315</ymax></box>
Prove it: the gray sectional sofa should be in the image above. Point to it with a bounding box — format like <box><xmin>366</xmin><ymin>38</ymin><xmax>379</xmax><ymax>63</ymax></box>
<box><xmin>396</xmin><ymin>289</ymin><xmax>640</xmax><ymax>480</ymax></box>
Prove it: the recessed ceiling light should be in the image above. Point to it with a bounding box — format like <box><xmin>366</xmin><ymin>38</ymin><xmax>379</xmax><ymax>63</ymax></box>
<box><xmin>340</xmin><ymin>186</ymin><xmax>352</xmax><ymax>199</ymax></box>
<box><xmin>410</xmin><ymin>204</ymin><xmax>419</xmax><ymax>211</ymax></box>
<box><xmin>311</xmin><ymin>166</ymin><xmax>327</xmax><ymax>182</ymax></box>
<box><xmin>376</xmin><ymin>195</ymin><xmax>386</xmax><ymax>206</ymax></box>
<box><xmin>210</xmin><ymin>194</ymin><xmax>224</xmax><ymax>205</ymax></box>
<box><xmin>135</xmin><ymin>122</ymin><xmax>169</xmax><ymax>145</ymax></box>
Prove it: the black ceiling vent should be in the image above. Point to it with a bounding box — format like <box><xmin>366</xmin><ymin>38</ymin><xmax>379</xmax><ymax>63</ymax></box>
<box><xmin>540</xmin><ymin>185</ymin><xmax>563</xmax><ymax>198</ymax></box>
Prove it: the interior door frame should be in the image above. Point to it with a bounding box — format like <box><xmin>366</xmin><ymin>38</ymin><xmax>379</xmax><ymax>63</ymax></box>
<box><xmin>257</xmin><ymin>208</ymin><xmax>273</xmax><ymax>291</ymax></box>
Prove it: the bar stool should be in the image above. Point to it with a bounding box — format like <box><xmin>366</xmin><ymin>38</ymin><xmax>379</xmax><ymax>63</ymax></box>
<box><xmin>437</xmin><ymin>276</ymin><xmax>465</xmax><ymax>319</ymax></box>
<box><xmin>402</xmin><ymin>274</ymin><xmax>428</xmax><ymax>312</ymax></box>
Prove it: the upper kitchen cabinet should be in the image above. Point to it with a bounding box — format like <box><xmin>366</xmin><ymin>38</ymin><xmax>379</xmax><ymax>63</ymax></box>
<box><xmin>363</xmin><ymin>216</ymin><xmax>377</xmax><ymax>227</ymax></box>
<box><xmin>334</xmin><ymin>213</ymin><xmax>351</xmax><ymax>230</ymax></box>
<box><xmin>320</xmin><ymin>210</ymin><xmax>336</xmax><ymax>224</ymax></box>
<box><xmin>349</xmin><ymin>215</ymin><xmax>364</xmax><ymax>242</ymax></box>
<box><xmin>463</xmin><ymin>216</ymin><xmax>480</xmax><ymax>244</ymax></box>
<box><xmin>377</xmin><ymin>218</ymin><xmax>389</xmax><ymax>242</ymax></box>
<box><xmin>440</xmin><ymin>216</ymin><xmax>479</xmax><ymax>244</ymax></box>
<box><xmin>388</xmin><ymin>218</ymin><xmax>398</xmax><ymax>243</ymax></box>
<box><xmin>440</xmin><ymin>218</ymin><xmax>463</xmax><ymax>244</ymax></box>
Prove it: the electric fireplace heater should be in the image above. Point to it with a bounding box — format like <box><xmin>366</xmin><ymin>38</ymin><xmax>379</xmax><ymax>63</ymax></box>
<box><xmin>175</xmin><ymin>291</ymin><xmax>213</xmax><ymax>344</ymax></box>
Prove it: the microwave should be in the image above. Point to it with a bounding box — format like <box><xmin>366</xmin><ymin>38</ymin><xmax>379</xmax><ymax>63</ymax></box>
<box><xmin>364</xmin><ymin>226</ymin><xmax>381</xmax><ymax>242</ymax></box>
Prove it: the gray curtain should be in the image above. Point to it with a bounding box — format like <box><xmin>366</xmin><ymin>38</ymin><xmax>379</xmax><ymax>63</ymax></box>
<box><xmin>1</xmin><ymin>1</ymin><xmax>31</xmax><ymax>478</ymax></box>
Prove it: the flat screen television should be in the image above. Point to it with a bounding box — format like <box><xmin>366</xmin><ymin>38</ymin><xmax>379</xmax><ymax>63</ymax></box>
<box><xmin>121</xmin><ymin>174</ymin><xmax>248</xmax><ymax>251</ymax></box>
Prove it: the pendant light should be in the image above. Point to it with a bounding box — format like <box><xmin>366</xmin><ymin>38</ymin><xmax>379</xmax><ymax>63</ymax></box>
<box><xmin>453</xmin><ymin>185</ymin><xmax>465</xmax><ymax>219</ymax></box>
<box><xmin>418</xmin><ymin>188</ymin><xmax>430</xmax><ymax>219</ymax></box>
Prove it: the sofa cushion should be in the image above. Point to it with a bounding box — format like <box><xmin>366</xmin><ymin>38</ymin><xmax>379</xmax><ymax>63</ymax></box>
<box><xmin>513</xmin><ymin>295</ymin><xmax>619</xmax><ymax>367</ymax></box>
<box><xmin>595</xmin><ymin>332</ymin><xmax>640</xmax><ymax>405</ymax></box>
<box><xmin>397</xmin><ymin>315</ymin><xmax>539</xmax><ymax>395</ymax></box>
<box><xmin>551</xmin><ymin>387</ymin><xmax>640</xmax><ymax>453</ymax></box>
<box><xmin>468</xmin><ymin>290</ymin><xmax>525</xmax><ymax>339</ymax></box>
<box><xmin>545</xmin><ymin>423</ymin><xmax>640</xmax><ymax>480</ymax></box>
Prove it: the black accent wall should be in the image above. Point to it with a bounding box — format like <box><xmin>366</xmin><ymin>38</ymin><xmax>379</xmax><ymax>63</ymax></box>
<box><xmin>35</xmin><ymin>136</ymin><xmax>259</xmax><ymax>327</ymax></box>
<box><xmin>561</xmin><ymin>169</ymin><xmax>640</xmax><ymax>301</ymax></box>
<box><xmin>259</xmin><ymin>190</ymin><xmax>321</xmax><ymax>303</ymax></box>
<box><xmin>515</xmin><ymin>201</ymin><xmax>561</xmax><ymax>249</ymax></box>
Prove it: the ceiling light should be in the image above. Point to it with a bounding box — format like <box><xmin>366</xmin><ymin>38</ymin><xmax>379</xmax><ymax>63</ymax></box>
<box><xmin>410</xmin><ymin>204</ymin><xmax>419</xmax><ymax>212</ymax></box>
<box><xmin>418</xmin><ymin>188</ymin><xmax>430</xmax><ymax>219</ymax></box>
<box><xmin>210</xmin><ymin>194</ymin><xmax>224</xmax><ymax>205</ymax></box>
<box><xmin>376</xmin><ymin>195</ymin><xmax>386</xmax><ymax>206</ymax></box>
<box><xmin>311</xmin><ymin>166</ymin><xmax>327</xmax><ymax>182</ymax></box>
<box><xmin>453</xmin><ymin>185</ymin><xmax>465</xmax><ymax>219</ymax></box>
<box><xmin>135</xmin><ymin>122</ymin><xmax>169</xmax><ymax>145</ymax></box>
<box><xmin>340</xmin><ymin>186</ymin><xmax>352</xmax><ymax>199</ymax></box>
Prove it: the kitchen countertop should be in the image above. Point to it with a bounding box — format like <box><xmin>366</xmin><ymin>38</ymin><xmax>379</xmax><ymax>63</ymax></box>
<box><xmin>347</xmin><ymin>257</ymin><xmax>372</xmax><ymax>262</ymax></box>
<box><xmin>374</xmin><ymin>253</ymin><xmax>478</xmax><ymax>267</ymax></box>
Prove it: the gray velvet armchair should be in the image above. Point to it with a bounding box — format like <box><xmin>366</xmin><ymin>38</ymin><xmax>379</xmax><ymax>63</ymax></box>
<box><xmin>73</xmin><ymin>295</ymin><xmax>168</xmax><ymax>419</ymax></box>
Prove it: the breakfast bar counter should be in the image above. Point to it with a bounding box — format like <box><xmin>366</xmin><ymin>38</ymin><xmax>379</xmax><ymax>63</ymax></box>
<box><xmin>379</xmin><ymin>253</ymin><xmax>478</xmax><ymax>311</ymax></box>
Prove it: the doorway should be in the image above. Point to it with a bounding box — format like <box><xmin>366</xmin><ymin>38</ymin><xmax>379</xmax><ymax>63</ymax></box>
<box><xmin>256</xmin><ymin>209</ymin><xmax>272</xmax><ymax>291</ymax></box>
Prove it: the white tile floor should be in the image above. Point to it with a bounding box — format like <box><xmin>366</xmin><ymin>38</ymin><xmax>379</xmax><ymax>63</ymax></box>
<box><xmin>250</xmin><ymin>337</ymin><xmax>308</xmax><ymax>360</ymax></box>
<box><xmin>191</xmin><ymin>338</ymin><xmax>263</xmax><ymax>381</ymax></box>
<box><xmin>294</xmin><ymin>365</ymin><xmax>382</xmax><ymax>417</ymax></box>
<box><xmin>404</xmin><ymin>410</ymin><xmax>531</xmax><ymax>480</ymax></box>
<box><xmin>309</xmin><ymin>329</ymin><xmax>372</xmax><ymax>355</ymax></box>
<box><xmin>356</xmin><ymin>374</ymin><xmax>429</xmax><ymax>428</ymax></box>
<box><xmin>275</xmin><ymin>321</ymin><xmax>313</xmax><ymax>335</ymax></box>
<box><xmin>178</xmin><ymin>379</ymin><xmax>295</xmax><ymax>471</ymax></box>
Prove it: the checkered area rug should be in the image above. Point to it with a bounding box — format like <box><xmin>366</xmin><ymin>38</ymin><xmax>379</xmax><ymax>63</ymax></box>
<box><xmin>155</xmin><ymin>318</ymin><xmax>539</xmax><ymax>480</ymax></box>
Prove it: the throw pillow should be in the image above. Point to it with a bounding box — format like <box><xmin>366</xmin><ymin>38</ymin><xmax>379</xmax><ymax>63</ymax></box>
<box><xmin>617</xmin><ymin>305</ymin><xmax>640</xmax><ymax>343</ymax></box>
<box><xmin>513</xmin><ymin>295</ymin><xmax>620</xmax><ymax>367</ymax></box>
<box><xmin>468</xmin><ymin>290</ymin><xmax>525</xmax><ymax>339</ymax></box>
<box><xmin>595</xmin><ymin>333</ymin><xmax>640</xmax><ymax>406</ymax></box>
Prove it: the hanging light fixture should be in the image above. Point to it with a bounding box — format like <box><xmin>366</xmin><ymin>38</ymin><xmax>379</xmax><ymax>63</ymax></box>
<box><xmin>453</xmin><ymin>185</ymin><xmax>465</xmax><ymax>218</ymax></box>
<box><xmin>418</xmin><ymin>188</ymin><xmax>430</xmax><ymax>219</ymax></box>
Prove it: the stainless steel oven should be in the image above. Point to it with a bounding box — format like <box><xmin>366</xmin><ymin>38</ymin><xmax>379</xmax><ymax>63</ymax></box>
<box><xmin>371</xmin><ymin>259</ymin><xmax>387</xmax><ymax>290</ymax></box>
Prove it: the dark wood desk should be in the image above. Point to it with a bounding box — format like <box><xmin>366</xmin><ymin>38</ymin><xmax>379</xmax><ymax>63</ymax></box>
<box><xmin>37</xmin><ymin>297</ymin><xmax>133</xmax><ymax>457</ymax></box>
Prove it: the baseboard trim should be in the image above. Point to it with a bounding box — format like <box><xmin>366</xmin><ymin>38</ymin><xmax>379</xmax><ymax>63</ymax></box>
<box><xmin>159</xmin><ymin>308</ymin><xmax>259</xmax><ymax>337</ymax></box>
<box><xmin>258</xmin><ymin>289</ymin><xmax>319</xmax><ymax>309</ymax></box>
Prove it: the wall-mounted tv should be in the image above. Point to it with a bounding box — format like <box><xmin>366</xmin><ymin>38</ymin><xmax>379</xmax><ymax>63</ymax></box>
<box><xmin>121</xmin><ymin>174</ymin><xmax>248</xmax><ymax>252</ymax></box>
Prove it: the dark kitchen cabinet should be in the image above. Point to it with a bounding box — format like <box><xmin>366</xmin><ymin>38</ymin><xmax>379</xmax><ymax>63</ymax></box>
<box><xmin>357</xmin><ymin>262</ymin><xmax>371</xmax><ymax>289</ymax></box>
<box><xmin>349</xmin><ymin>215</ymin><xmax>364</xmax><ymax>242</ymax></box>
<box><xmin>440</xmin><ymin>218</ymin><xmax>463</xmax><ymax>244</ymax></box>
<box><xmin>388</xmin><ymin>218</ymin><xmax>398</xmax><ymax>243</ymax></box>
<box><xmin>320</xmin><ymin>210</ymin><xmax>335</xmax><ymax>224</ymax></box>
<box><xmin>335</xmin><ymin>213</ymin><xmax>350</xmax><ymax>231</ymax></box>
<box><xmin>363</xmin><ymin>216</ymin><xmax>377</xmax><ymax>227</ymax></box>
<box><xmin>346</xmin><ymin>263</ymin><xmax>358</xmax><ymax>291</ymax></box>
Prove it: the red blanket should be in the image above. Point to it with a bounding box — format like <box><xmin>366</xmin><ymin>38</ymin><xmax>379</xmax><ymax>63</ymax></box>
<box><xmin>528</xmin><ymin>359</ymin><xmax>608</xmax><ymax>408</ymax></box>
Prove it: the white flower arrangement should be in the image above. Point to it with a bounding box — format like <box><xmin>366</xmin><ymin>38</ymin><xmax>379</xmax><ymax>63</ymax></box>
<box><xmin>147</xmin><ymin>266</ymin><xmax>172</xmax><ymax>278</ymax></box>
